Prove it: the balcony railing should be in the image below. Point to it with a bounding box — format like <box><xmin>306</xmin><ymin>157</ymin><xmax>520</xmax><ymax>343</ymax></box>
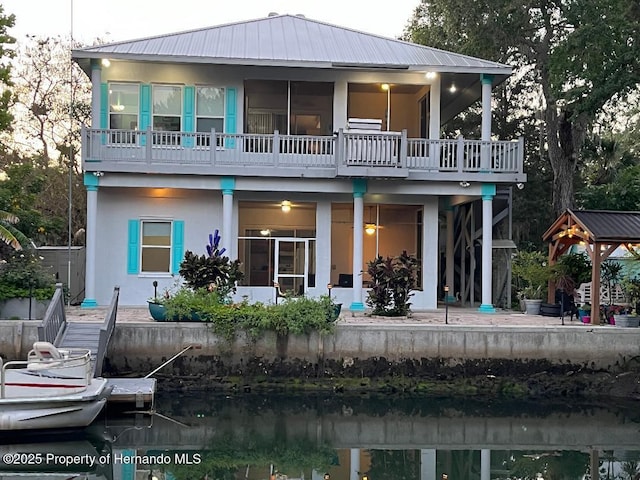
<box><xmin>82</xmin><ymin>127</ymin><xmax>524</xmax><ymax>180</ymax></box>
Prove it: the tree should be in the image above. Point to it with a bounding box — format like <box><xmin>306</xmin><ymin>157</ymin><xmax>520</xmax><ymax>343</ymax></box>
<box><xmin>403</xmin><ymin>0</ymin><xmax>640</xmax><ymax>217</ymax></box>
<box><xmin>0</xmin><ymin>4</ymin><xmax>15</xmax><ymax>133</ymax></box>
<box><xmin>0</xmin><ymin>209</ymin><xmax>28</xmax><ymax>252</ymax></box>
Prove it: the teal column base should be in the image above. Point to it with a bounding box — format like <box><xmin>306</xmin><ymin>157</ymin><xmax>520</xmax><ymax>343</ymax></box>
<box><xmin>478</xmin><ymin>304</ymin><xmax>496</xmax><ymax>313</ymax></box>
<box><xmin>350</xmin><ymin>302</ymin><xmax>365</xmax><ymax>312</ymax></box>
<box><xmin>81</xmin><ymin>298</ymin><xmax>98</xmax><ymax>308</ymax></box>
<box><xmin>445</xmin><ymin>295</ymin><xmax>456</xmax><ymax>303</ymax></box>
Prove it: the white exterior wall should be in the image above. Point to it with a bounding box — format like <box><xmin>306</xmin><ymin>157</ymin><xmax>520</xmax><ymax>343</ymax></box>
<box><xmin>95</xmin><ymin>188</ymin><xmax>222</xmax><ymax>305</ymax></box>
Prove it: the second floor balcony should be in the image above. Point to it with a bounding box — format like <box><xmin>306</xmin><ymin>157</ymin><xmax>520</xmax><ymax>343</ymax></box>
<box><xmin>82</xmin><ymin>127</ymin><xmax>525</xmax><ymax>183</ymax></box>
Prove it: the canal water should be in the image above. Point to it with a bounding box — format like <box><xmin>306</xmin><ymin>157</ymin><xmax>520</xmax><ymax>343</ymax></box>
<box><xmin>1</xmin><ymin>392</ymin><xmax>639</xmax><ymax>479</ymax></box>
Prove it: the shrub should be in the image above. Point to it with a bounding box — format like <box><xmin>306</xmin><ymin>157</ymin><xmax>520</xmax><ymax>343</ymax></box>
<box><xmin>0</xmin><ymin>249</ymin><xmax>56</xmax><ymax>300</ymax></box>
<box><xmin>366</xmin><ymin>251</ymin><xmax>418</xmax><ymax>316</ymax></box>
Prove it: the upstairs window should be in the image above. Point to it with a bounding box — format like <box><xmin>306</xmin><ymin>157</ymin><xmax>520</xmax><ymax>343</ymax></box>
<box><xmin>196</xmin><ymin>86</ymin><xmax>225</xmax><ymax>146</ymax></box>
<box><xmin>153</xmin><ymin>85</ymin><xmax>182</xmax><ymax>144</ymax></box>
<box><xmin>109</xmin><ymin>83</ymin><xmax>139</xmax><ymax>130</ymax></box>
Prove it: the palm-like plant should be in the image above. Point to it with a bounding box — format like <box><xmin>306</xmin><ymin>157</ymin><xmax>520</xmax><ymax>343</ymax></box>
<box><xmin>0</xmin><ymin>210</ymin><xmax>28</xmax><ymax>251</ymax></box>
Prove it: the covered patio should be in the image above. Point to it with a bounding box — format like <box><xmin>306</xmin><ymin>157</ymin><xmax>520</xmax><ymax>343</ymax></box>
<box><xmin>542</xmin><ymin>209</ymin><xmax>640</xmax><ymax>323</ymax></box>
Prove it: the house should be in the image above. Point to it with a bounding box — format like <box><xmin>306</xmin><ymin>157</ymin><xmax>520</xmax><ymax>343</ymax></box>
<box><xmin>71</xmin><ymin>14</ymin><xmax>525</xmax><ymax>310</ymax></box>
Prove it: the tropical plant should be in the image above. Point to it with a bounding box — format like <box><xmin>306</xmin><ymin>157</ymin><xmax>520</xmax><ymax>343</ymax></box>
<box><xmin>0</xmin><ymin>209</ymin><xmax>28</xmax><ymax>251</ymax></box>
<box><xmin>512</xmin><ymin>250</ymin><xmax>550</xmax><ymax>300</ymax></box>
<box><xmin>366</xmin><ymin>251</ymin><xmax>419</xmax><ymax>316</ymax></box>
<box><xmin>178</xmin><ymin>229</ymin><xmax>244</xmax><ymax>301</ymax></box>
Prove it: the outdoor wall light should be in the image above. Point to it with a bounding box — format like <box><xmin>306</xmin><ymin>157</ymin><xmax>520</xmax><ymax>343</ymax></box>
<box><xmin>516</xmin><ymin>182</ymin><xmax>525</xmax><ymax>190</ymax></box>
<box><xmin>260</xmin><ymin>228</ymin><xmax>271</xmax><ymax>236</ymax></box>
<box><xmin>281</xmin><ymin>200</ymin><xmax>292</xmax><ymax>212</ymax></box>
<box><xmin>93</xmin><ymin>171</ymin><xmax>104</xmax><ymax>177</ymax></box>
<box><xmin>101</xmin><ymin>58</ymin><xmax>111</xmax><ymax>67</ymax></box>
<box><xmin>459</xmin><ymin>181</ymin><xmax>470</xmax><ymax>188</ymax></box>
<box><xmin>425</xmin><ymin>71</ymin><xmax>437</xmax><ymax>79</ymax></box>
<box><xmin>449</xmin><ymin>83</ymin><xmax>457</xmax><ymax>93</ymax></box>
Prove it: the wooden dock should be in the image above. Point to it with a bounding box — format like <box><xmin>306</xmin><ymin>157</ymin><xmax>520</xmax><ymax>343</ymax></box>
<box><xmin>105</xmin><ymin>378</ymin><xmax>156</xmax><ymax>411</ymax></box>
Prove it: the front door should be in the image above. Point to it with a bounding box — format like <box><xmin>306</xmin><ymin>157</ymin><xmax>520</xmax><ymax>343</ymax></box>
<box><xmin>274</xmin><ymin>238</ymin><xmax>308</xmax><ymax>296</ymax></box>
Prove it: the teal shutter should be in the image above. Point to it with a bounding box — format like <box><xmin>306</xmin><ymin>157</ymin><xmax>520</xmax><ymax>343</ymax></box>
<box><xmin>182</xmin><ymin>86</ymin><xmax>195</xmax><ymax>147</ymax></box>
<box><xmin>172</xmin><ymin>220</ymin><xmax>185</xmax><ymax>275</ymax></box>
<box><xmin>139</xmin><ymin>84</ymin><xmax>151</xmax><ymax>146</ymax></box>
<box><xmin>225</xmin><ymin>87</ymin><xmax>236</xmax><ymax>148</ymax></box>
<box><xmin>127</xmin><ymin>220</ymin><xmax>140</xmax><ymax>274</ymax></box>
<box><xmin>100</xmin><ymin>83</ymin><xmax>108</xmax><ymax>129</ymax></box>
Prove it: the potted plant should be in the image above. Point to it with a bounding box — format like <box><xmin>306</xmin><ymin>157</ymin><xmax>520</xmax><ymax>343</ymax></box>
<box><xmin>512</xmin><ymin>250</ymin><xmax>550</xmax><ymax>315</ymax></box>
<box><xmin>616</xmin><ymin>274</ymin><xmax>640</xmax><ymax>327</ymax></box>
<box><xmin>0</xmin><ymin>249</ymin><xmax>57</xmax><ymax>320</ymax></box>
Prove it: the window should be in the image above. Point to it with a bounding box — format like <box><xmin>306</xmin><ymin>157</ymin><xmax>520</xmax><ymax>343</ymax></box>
<box><xmin>109</xmin><ymin>83</ymin><xmax>139</xmax><ymax>143</ymax></box>
<box><xmin>141</xmin><ymin>221</ymin><xmax>172</xmax><ymax>273</ymax></box>
<box><xmin>152</xmin><ymin>85</ymin><xmax>182</xmax><ymax>145</ymax></box>
<box><xmin>196</xmin><ymin>86</ymin><xmax>225</xmax><ymax>146</ymax></box>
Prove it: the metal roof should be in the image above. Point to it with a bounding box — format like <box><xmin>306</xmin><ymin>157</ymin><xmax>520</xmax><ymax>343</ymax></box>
<box><xmin>543</xmin><ymin>209</ymin><xmax>640</xmax><ymax>243</ymax></box>
<box><xmin>73</xmin><ymin>14</ymin><xmax>511</xmax><ymax>75</ymax></box>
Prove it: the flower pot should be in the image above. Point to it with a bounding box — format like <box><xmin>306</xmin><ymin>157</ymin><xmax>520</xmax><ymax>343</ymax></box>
<box><xmin>523</xmin><ymin>299</ymin><xmax>542</xmax><ymax>315</ymax></box>
<box><xmin>582</xmin><ymin>315</ymin><xmax>591</xmax><ymax>324</ymax></box>
<box><xmin>0</xmin><ymin>298</ymin><xmax>51</xmax><ymax>320</ymax></box>
<box><xmin>614</xmin><ymin>314</ymin><xmax>639</xmax><ymax>328</ymax></box>
<box><xmin>148</xmin><ymin>301</ymin><xmax>168</xmax><ymax>321</ymax></box>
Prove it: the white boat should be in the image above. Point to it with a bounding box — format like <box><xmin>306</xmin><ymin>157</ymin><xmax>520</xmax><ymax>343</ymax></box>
<box><xmin>0</xmin><ymin>342</ymin><xmax>111</xmax><ymax>431</ymax></box>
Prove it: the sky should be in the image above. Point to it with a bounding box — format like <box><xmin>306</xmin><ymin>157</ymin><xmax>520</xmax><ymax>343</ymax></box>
<box><xmin>2</xmin><ymin>0</ymin><xmax>420</xmax><ymax>44</ymax></box>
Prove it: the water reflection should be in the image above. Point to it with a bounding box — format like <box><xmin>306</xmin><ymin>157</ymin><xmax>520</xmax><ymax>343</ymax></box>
<box><xmin>0</xmin><ymin>393</ymin><xmax>638</xmax><ymax>480</ymax></box>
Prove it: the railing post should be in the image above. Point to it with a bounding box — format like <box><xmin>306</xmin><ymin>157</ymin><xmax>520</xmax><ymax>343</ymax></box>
<box><xmin>145</xmin><ymin>125</ymin><xmax>152</xmax><ymax>163</ymax></box>
<box><xmin>456</xmin><ymin>135</ymin><xmax>465</xmax><ymax>173</ymax></box>
<box><xmin>210</xmin><ymin>128</ymin><xmax>216</xmax><ymax>165</ymax></box>
<box><xmin>337</xmin><ymin>128</ymin><xmax>344</xmax><ymax>168</ymax></box>
<box><xmin>273</xmin><ymin>130</ymin><xmax>280</xmax><ymax>166</ymax></box>
<box><xmin>518</xmin><ymin>136</ymin><xmax>525</xmax><ymax>173</ymax></box>
<box><xmin>400</xmin><ymin>129</ymin><xmax>407</xmax><ymax>168</ymax></box>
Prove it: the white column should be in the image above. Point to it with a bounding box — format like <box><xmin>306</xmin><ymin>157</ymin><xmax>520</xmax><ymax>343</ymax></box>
<box><xmin>479</xmin><ymin>187</ymin><xmax>495</xmax><ymax>313</ymax></box>
<box><xmin>422</xmin><ymin>198</ymin><xmax>439</xmax><ymax>309</ymax></box>
<box><xmin>81</xmin><ymin>183</ymin><xmax>98</xmax><ymax>308</ymax></box>
<box><xmin>429</xmin><ymin>76</ymin><xmax>441</xmax><ymax>140</ymax></box>
<box><xmin>350</xmin><ymin>449</ymin><xmax>360</xmax><ymax>480</ymax></box>
<box><xmin>481</xmin><ymin>74</ymin><xmax>493</xmax><ymax>171</ymax></box>
<box><xmin>333</xmin><ymin>78</ymin><xmax>348</xmax><ymax>131</ymax></box>
<box><xmin>220</xmin><ymin>177</ymin><xmax>236</xmax><ymax>257</ymax></box>
<box><xmin>351</xmin><ymin>193</ymin><xmax>365</xmax><ymax>311</ymax></box>
<box><xmin>91</xmin><ymin>60</ymin><xmax>102</xmax><ymax>129</ymax></box>
<box><xmin>445</xmin><ymin>207</ymin><xmax>455</xmax><ymax>301</ymax></box>
<box><xmin>316</xmin><ymin>201</ymin><xmax>332</xmax><ymax>293</ymax></box>
<box><xmin>420</xmin><ymin>449</ymin><xmax>437</xmax><ymax>480</ymax></box>
<box><xmin>222</xmin><ymin>191</ymin><xmax>233</xmax><ymax>255</ymax></box>
<box><xmin>480</xmin><ymin>449</ymin><xmax>490</xmax><ymax>480</ymax></box>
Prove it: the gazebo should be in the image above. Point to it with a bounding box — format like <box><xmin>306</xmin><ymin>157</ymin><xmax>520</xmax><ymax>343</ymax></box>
<box><xmin>542</xmin><ymin>209</ymin><xmax>640</xmax><ymax>323</ymax></box>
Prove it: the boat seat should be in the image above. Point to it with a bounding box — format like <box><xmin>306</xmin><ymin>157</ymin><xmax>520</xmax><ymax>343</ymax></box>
<box><xmin>28</xmin><ymin>342</ymin><xmax>70</xmax><ymax>362</ymax></box>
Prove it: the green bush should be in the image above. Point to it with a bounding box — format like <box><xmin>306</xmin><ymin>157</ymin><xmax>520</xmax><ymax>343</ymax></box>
<box><xmin>0</xmin><ymin>249</ymin><xmax>56</xmax><ymax>300</ymax></box>
<box><xmin>163</xmin><ymin>289</ymin><xmax>336</xmax><ymax>341</ymax></box>
<box><xmin>366</xmin><ymin>251</ymin><xmax>418</xmax><ymax>316</ymax></box>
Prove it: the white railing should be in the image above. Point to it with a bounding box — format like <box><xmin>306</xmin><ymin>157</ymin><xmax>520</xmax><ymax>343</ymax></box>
<box><xmin>82</xmin><ymin>127</ymin><xmax>523</xmax><ymax>176</ymax></box>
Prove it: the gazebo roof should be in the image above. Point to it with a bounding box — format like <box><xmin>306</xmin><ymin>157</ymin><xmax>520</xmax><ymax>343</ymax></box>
<box><xmin>543</xmin><ymin>209</ymin><xmax>640</xmax><ymax>244</ymax></box>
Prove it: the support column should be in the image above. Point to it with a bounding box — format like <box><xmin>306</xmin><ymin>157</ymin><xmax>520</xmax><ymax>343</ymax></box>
<box><xmin>429</xmin><ymin>76</ymin><xmax>441</xmax><ymax>140</ymax></box>
<box><xmin>333</xmin><ymin>78</ymin><xmax>348</xmax><ymax>131</ymax></box>
<box><xmin>351</xmin><ymin>179</ymin><xmax>367</xmax><ymax>311</ymax></box>
<box><xmin>420</xmin><ymin>449</ymin><xmax>436</xmax><ymax>480</ymax></box>
<box><xmin>445</xmin><ymin>206</ymin><xmax>455</xmax><ymax>302</ymax></box>
<box><xmin>480</xmin><ymin>449</ymin><xmax>490</xmax><ymax>480</ymax></box>
<box><xmin>479</xmin><ymin>183</ymin><xmax>496</xmax><ymax>313</ymax></box>
<box><xmin>350</xmin><ymin>449</ymin><xmax>360</xmax><ymax>480</ymax></box>
<box><xmin>316</xmin><ymin>201</ymin><xmax>332</xmax><ymax>292</ymax></box>
<box><xmin>90</xmin><ymin>60</ymin><xmax>102</xmax><ymax>128</ymax></box>
<box><xmin>423</xmin><ymin>197</ymin><xmax>439</xmax><ymax>309</ymax></box>
<box><xmin>480</xmin><ymin>74</ymin><xmax>493</xmax><ymax>171</ymax></box>
<box><xmin>220</xmin><ymin>177</ymin><xmax>235</xmax><ymax>257</ymax></box>
<box><xmin>81</xmin><ymin>173</ymin><xmax>99</xmax><ymax>308</ymax></box>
